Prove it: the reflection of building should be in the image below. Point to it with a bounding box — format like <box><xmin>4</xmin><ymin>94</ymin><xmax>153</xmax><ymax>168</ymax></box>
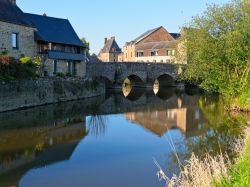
<box><xmin>0</xmin><ymin>122</ymin><xmax>87</xmax><ymax>175</ymax></box>
<box><xmin>125</xmin><ymin>97</ymin><xmax>206</xmax><ymax>137</ymax></box>
<box><xmin>125</xmin><ymin>108</ymin><xmax>187</xmax><ymax>136</ymax></box>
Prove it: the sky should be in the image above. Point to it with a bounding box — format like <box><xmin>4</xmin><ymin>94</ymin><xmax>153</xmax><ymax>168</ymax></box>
<box><xmin>18</xmin><ymin>0</ymin><xmax>230</xmax><ymax>54</ymax></box>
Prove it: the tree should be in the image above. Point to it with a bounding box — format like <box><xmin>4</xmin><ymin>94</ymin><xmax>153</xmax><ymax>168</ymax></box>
<box><xmin>81</xmin><ymin>37</ymin><xmax>90</xmax><ymax>56</ymax></box>
<box><xmin>184</xmin><ymin>0</ymin><xmax>250</xmax><ymax>106</ymax></box>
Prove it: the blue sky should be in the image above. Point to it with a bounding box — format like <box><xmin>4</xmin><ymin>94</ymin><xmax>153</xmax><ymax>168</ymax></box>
<box><xmin>18</xmin><ymin>0</ymin><xmax>230</xmax><ymax>53</ymax></box>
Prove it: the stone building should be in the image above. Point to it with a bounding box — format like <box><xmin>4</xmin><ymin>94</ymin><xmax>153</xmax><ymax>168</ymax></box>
<box><xmin>98</xmin><ymin>37</ymin><xmax>122</xmax><ymax>62</ymax></box>
<box><xmin>0</xmin><ymin>0</ymin><xmax>37</xmax><ymax>59</ymax></box>
<box><xmin>25</xmin><ymin>13</ymin><xmax>87</xmax><ymax>77</ymax></box>
<box><xmin>121</xmin><ymin>26</ymin><xmax>186</xmax><ymax>64</ymax></box>
<box><xmin>0</xmin><ymin>0</ymin><xmax>87</xmax><ymax>77</ymax></box>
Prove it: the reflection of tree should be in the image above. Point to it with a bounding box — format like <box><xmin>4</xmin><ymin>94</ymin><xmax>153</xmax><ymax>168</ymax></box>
<box><xmin>165</xmin><ymin>95</ymin><xmax>248</xmax><ymax>177</ymax></box>
<box><xmin>88</xmin><ymin>115</ymin><xmax>108</xmax><ymax>137</ymax></box>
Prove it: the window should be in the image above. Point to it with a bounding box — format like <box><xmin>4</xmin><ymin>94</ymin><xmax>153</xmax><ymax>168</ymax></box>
<box><xmin>167</xmin><ymin>50</ymin><xmax>175</xmax><ymax>56</ymax></box>
<box><xmin>12</xmin><ymin>33</ymin><xmax>18</xmax><ymax>49</ymax></box>
<box><xmin>151</xmin><ymin>51</ymin><xmax>158</xmax><ymax>56</ymax></box>
<box><xmin>53</xmin><ymin>60</ymin><xmax>57</xmax><ymax>74</ymax></box>
<box><xmin>136</xmin><ymin>51</ymin><xmax>144</xmax><ymax>57</ymax></box>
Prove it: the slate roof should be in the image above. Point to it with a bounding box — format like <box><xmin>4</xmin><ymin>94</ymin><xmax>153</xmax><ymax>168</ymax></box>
<box><xmin>136</xmin><ymin>41</ymin><xmax>178</xmax><ymax>51</ymax></box>
<box><xmin>0</xmin><ymin>0</ymin><xmax>34</xmax><ymax>27</ymax></box>
<box><xmin>100</xmin><ymin>37</ymin><xmax>121</xmax><ymax>53</ymax></box>
<box><xmin>24</xmin><ymin>13</ymin><xmax>85</xmax><ymax>47</ymax></box>
<box><xmin>170</xmin><ymin>33</ymin><xmax>181</xmax><ymax>39</ymax></box>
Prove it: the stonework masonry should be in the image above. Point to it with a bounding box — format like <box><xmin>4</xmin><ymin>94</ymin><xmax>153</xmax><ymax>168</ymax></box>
<box><xmin>0</xmin><ymin>78</ymin><xmax>105</xmax><ymax>112</ymax></box>
<box><xmin>0</xmin><ymin>21</ymin><xmax>37</xmax><ymax>58</ymax></box>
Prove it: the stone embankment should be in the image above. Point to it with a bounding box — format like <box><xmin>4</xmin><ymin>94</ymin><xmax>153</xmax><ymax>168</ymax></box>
<box><xmin>0</xmin><ymin>77</ymin><xmax>105</xmax><ymax>113</ymax></box>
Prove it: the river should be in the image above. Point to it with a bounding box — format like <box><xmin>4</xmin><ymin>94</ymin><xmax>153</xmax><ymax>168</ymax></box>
<box><xmin>0</xmin><ymin>87</ymin><xmax>247</xmax><ymax>187</ymax></box>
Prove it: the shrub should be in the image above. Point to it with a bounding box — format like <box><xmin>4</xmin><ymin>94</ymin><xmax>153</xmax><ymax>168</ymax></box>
<box><xmin>0</xmin><ymin>55</ymin><xmax>39</xmax><ymax>81</ymax></box>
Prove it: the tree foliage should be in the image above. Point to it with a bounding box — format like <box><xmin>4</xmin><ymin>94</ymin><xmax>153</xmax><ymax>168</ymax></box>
<box><xmin>81</xmin><ymin>37</ymin><xmax>90</xmax><ymax>56</ymax></box>
<box><xmin>184</xmin><ymin>0</ymin><xmax>250</xmax><ymax>102</ymax></box>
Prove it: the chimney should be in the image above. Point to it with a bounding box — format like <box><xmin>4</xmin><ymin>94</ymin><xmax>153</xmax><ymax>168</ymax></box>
<box><xmin>43</xmin><ymin>13</ymin><xmax>47</xmax><ymax>16</ymax></box>
<box><xmin>10</xmin><ymin>0</ymin><xmax>16</xmax><ymax>5</ymax></box>
<box><xmin>104</xmin><ymin>38</ymin><xmax>108</xmax><ymax>44</ymax></box>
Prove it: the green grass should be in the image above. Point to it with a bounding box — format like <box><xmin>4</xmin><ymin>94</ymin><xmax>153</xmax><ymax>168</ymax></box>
<box><xmin>218</xmin><ymin>135</ymin><xmax>250</xmax><ymax>187</ymax></box>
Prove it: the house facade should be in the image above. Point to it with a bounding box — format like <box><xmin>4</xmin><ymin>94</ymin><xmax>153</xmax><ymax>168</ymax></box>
<box><xmin>121</xmin><ymin>26</ymin><xmax>186</xmax><ymax>64</ymax></box>
<box><xmin>98</xmin><ymin>37</ymin><xmax>122</xmax><ymax>62</ymax></box>
<box><xmin>0</xmin><ymin>0</ymin><xmax>87</xmax><ymax>77</ymax></box>
<box><xmin>0</xmin><ymin>0</ymin><xmax>37</xmax><ymax>58</ymax></box>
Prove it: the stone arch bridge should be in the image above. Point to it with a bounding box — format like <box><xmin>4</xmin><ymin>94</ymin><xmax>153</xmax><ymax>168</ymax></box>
<box><xmin>87</xmin><ymin>62</ymin><xmax>185</xmax><ymax>88</ymax></box>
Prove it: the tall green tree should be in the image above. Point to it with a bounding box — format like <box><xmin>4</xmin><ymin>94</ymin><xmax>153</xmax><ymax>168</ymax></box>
<box><xmin>81</xmin><ymin>37</ymin><xmax>90</xmax><ymax>56</ymax></box>
<box><xmin>184</xmin><ymin>0</ymin><xmax>250</xmax><ymax>105</ymax></box>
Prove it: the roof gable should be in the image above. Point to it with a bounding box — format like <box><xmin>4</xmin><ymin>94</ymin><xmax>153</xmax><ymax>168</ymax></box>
<box><xmin>24</xmin><ymin>13</ymin><xmax>85</xmax><ymax>47</ymax></box>
<box><xmin>128</xmin><ymin>26</ymin><xmax>175</xmax><ymax>45</ymax></box>
<box><xmin>100</xmin><ymin>37</ymin><xmax>121</xmax><ymax>53</ymax></box>
<box><xmin>136</xmin><ymin>27</ymin><xmax>175</xmax><ymax>45</ymax></box>
<box><xmin>0</xmin><ymin>0</ymin><xmax>33</xmax><ymax>27</ymax></box>
<box><xmin>132</xmin><ymin>26</ymin><xmax>162</xmax><ymax>44</ymax></box>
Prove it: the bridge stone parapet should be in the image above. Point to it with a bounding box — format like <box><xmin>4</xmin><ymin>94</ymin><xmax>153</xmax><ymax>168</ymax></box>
<box><xmin>86</xmin><ymin>62</ymin><xmax>185</xmax><ymax>87</ymax></box>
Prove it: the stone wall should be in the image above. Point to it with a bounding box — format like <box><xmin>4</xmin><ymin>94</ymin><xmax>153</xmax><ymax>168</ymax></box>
<box><xmin>0</xmin><ymin>78</ymin><xmax>105</xmax><ymax>112</ymax></box>
<box><xmin>0</xmin><ymin>21</ymin><xmax>36</xmax><ymax>58</ymax></box>
<box><xmin>87</xmin><ymin>62</ymin><xmax>182</xmax><ymax>85</ymax></box>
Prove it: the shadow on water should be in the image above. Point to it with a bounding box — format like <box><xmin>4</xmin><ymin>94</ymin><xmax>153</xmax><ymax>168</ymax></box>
<box><xmin>0</xmin><ymin>86</ymin><xmax>248</xmax><ymax>187</ymax></box>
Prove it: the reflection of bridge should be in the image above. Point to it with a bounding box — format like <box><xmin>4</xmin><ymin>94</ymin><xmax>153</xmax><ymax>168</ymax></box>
<box><xmin>0</xmin><ymin>89</ymin><xmax>206</xmax><ymax>186</ymax></box>
<box><xmin>87</xmin><ymin>62</ymin><xmax>185</xmax><ymax>88</ymax></box>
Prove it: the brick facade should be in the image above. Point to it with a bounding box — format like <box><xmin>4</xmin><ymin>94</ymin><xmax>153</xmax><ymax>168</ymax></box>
<box><xmin>136</xmin><ymin>27</ymin><xmax>174</xmax><ymax>45</ymax></box>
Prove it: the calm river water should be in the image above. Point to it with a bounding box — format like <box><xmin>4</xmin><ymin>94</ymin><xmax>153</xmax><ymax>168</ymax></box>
<box><xmin>0</xmin><ymin>87</ymin><xmax>248</xmax><ymax>187</ymax></box>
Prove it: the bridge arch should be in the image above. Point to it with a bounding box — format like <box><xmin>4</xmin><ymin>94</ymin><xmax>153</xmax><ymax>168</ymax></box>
<box><xmin>155</xmin><ymin>73</ymin><xmax>175</xmax><ymax>88</ymax></box>
<box><xmin>122</xmin><ymin>74</ymin><xmax>145</xmax><ymax>88</ymax></box>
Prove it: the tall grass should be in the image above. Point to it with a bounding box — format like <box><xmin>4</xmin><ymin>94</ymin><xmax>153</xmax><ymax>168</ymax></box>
<box><xmin>155</xmin><ymin>128</ymin><xmax>250</xmax><ymax>187</ymax></box>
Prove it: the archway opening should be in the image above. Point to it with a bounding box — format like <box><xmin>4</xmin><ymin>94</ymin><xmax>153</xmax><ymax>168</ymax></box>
<box><xmin>122</xmin><ymin>75</ymin><xmax>145</xmax><ymax>101</ymax></box>
<box><xmin>155</xmin><ymin>74</ymin><xmax>175</xmax><ymax>88</ymax></box>
<box><xmin>153</xmin><ymin>74</ymin><xmax>175</xmax><ymax>100</ymax></box>
<box><xmin>123</xmin><ymin>75</ymin><xmax>145</xmax><ymax>88</ymax></box>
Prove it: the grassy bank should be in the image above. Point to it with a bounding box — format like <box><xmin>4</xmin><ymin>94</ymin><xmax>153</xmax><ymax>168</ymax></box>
<box><xmin>218</xmin><ymin>129</ymin><xmax>250</xmax><ymax>187</ymax></box>
<box><xmin>155</xmin><ymin>126</ymin><xmax>250</xmax><ymax>187</ymax></box>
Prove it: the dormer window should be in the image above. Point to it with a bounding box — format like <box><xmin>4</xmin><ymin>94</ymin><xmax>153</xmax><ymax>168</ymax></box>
<box><xmin>12</xmin><ymin>33</ymin><xmax>18</xmax><ymax>49</ymax></box>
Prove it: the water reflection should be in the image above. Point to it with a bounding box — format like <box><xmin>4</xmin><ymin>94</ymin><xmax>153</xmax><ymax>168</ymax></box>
<box><xmin>0</xmin><ymin>88</ymin><xmax>248</xmax><ymax>187</ymax></box>
<box><xmin>87</xmin><ymin>115</ymin><xmax>108</xmax><ymax>137</ymax></box>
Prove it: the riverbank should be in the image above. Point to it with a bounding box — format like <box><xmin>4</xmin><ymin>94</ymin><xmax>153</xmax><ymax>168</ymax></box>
<box><xmin>0</xmin><ymin>77</ymin><xmax>105</xmax><ymax>113</ymax></box>
<box><xmin>156</xmin><ymin>113</ymin><xmax>250</xmax><ymax>187</ymax></box>
<box><xmin>217</xmin><ymin>127</ymin><xmax>250</xmax><ymax>187</ymax></box>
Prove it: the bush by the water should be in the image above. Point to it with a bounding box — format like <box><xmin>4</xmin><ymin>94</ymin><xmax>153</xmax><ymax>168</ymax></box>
<box><xmin>183</xmin><ymin>0</ymin><xmax>250</xmax><ymax>108</ymax></box>
<box><xmin>0</xmin><ymin>55</ymin><xmax>40</xmax><ymax>81</ymax></box>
